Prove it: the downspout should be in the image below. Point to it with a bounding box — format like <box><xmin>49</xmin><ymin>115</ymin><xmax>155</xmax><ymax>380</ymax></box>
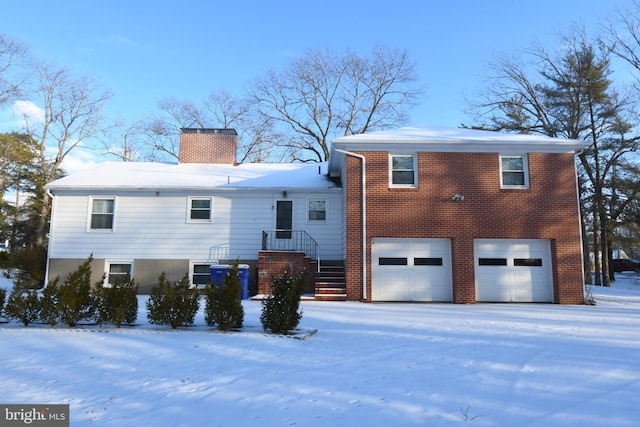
<box><xmin>574</xmin><ymin>149</ymin><xmax>587</xmax><ymax>302</ymax></box>
<box><xmin>43</xmin><ymin>188</ymin><xmax>55</xmax><ymax>289</ymax></box>
<box><xmin>334</xmin><ymin>149</ymin><xmax>367</xmax><ymax>300</ymax></box>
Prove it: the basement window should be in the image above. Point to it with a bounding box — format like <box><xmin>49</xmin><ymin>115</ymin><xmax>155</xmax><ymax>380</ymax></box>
<box><xmin>105</xmin><ymin>261</ymin><xmax>133</xmax><ymax>286</ymax></box>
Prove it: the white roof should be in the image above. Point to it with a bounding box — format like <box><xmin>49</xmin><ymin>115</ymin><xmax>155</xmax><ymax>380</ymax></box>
<box><xmin>46</xmin><ymin>161</ymin><xmax>335</xmax><ymax>192</ymax></box>
<box><xmin>329</xmin><ymin>125</ymin><xmax>589</xmax><ymax>174</ymax></box>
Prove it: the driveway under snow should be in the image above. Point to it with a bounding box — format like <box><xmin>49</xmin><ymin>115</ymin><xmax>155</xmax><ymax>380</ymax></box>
<box><xmin>1</xmin><ymin>274</ymin><xmax>639</xmax><ymax>426</ymax></box>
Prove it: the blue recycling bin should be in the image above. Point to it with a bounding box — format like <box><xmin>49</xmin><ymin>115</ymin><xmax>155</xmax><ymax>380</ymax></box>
<box><xmin>238</xmin><ymin>264</ymin><xmax>250</xmax><ymax>299</ymax></box>
<box><xmin>209</xmin><ymin>264</ymin><xmax>250</xmax><ymax>299</ymax></box>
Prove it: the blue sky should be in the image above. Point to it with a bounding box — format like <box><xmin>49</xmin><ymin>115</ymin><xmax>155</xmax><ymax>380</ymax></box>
<box><xmin>0</xmin><ymin>0</ymin><xmax>626</xmax><ymax>137</ymax></box>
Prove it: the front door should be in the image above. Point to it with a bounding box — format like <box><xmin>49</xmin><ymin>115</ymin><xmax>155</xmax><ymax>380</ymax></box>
<box><xmin>276</xmin><ymin>200</ymin><xmax>293</xmax><ymax>239</ymax></box>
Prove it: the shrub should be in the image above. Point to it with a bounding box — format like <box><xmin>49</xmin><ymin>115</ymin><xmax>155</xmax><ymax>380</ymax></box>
<box><xmin>94</xmin><ymin>275</ymin><xmax>138</xmax><ymax>327</ymax></box>
<box><xmin>0</xmin><ymin>287</ymin><xmax>6</xmax><ymax>317</ymax></box>
<box><xmin>4</xmin><ymin>285</ymin><xmax>41</xmax><ymax>326</ymax></box>
<box><xmin>39</xmin><ymin>278</ymin><xmax>60</xmax><ymax>326</ymax></box>
<box><xmin>146</xmin><ymin>272</ymin><xmax>199</xmax><ymax>329</ymax></box>
<box><xmin>260</xmin><ymin>269</ymin><xmax>306</xmax><ymax>334</ymax></box>
<box><xmin>56</xmin><ymin>255</ymin><xmax>99</xmax><ymax>326</ymax></box>
<box><xmin>205</xmin><ymin>261</ymin><xmax>244</xmax><ymax>330</ymax></box>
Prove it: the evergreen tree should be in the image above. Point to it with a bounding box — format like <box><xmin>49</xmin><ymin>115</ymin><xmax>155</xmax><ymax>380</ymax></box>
<box><xmin>0</xmin><ymin>287</ymin><xmax>6</xmax><ymax>317</ymax></box>
<box><xmin>56</xmin><ymin>255</ymin><xmax>99</xmax><ymax>326</ymax></box>
<box><xmin>205</xmin><ymin>261</ymin><xmax>244</xmax><ymax>330</ymax></box>
<box><xmin>94</xmin><ymin>274</ymin><xmax>138</xmax><ymax>327</ymax></box>
<box><xmin>39</xmin><ymin>278</ymin><xmax>59</xmax><ymax>326</ymax></box>
<box><xmin>146</xmin><ymin>272</ymin><xmax>199</xmax><ymax>329</ymax></box>
<box><xmin>260</xmin><ymin>270</ymin><xmax>306</xmax><ymax>334</ymax></box>
<box><xmin>4</xmin><ymin>284</ymin><xmax>41</xmax><ymax>326</ymax></box>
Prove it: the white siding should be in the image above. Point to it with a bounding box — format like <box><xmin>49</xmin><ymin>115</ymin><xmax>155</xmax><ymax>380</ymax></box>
<box><xmin>48</xmin><ymin>189</ymin><xmax>343</xmax><ymax>261</ymax></box>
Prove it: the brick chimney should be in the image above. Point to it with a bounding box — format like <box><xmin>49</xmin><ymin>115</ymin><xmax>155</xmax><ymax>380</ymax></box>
<box><xmin>178</xmin><ymin>128</ymin><xmax>238</xmax><ymax>164</ymax></box>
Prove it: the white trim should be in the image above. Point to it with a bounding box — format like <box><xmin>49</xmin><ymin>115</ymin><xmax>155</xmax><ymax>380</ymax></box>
<box><xmin>306</xmin><ymin>197</ymin><xmax>328</xmax><ymax>223</ymax></box>
<box><xmin>187</xmin><ymin>196</ymin><xmax>213</xmax><ymax>223</ymax></box>
<box><xmin>499</xmin><ymin>154</ymin><xmax>529</xmax><ymax>189</ymax></box>
<box><xmin>87</xmin><ymin>196</ymin><xmax>116</xmax><ymax>232</ymax></box>
<box><xmin>104</xmin><ymin>259</ymin><xmax>134</xmax><ymax>286</ymax></box>
<box><xmin>189</xmin><ymin>260</ymin><xmax>212</xmax><ymax>287</ymax></box>
<box><xmin>389</xmin><ymin>154</ymin><xmax>418</xmax><ymax>188</ymax></box>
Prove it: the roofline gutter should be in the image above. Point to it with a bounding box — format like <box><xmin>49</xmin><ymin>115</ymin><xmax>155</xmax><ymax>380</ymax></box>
<box><xmin>334</xmin><ymin>149</ymin><xmax>367</xmax><ymax>301</ymax></box>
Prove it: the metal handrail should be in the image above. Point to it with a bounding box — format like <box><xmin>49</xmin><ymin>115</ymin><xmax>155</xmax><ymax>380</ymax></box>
<box><xmin>261</xmin><ymin>229</ymin><xmax>319</xmax><ymax>262</ymax></box>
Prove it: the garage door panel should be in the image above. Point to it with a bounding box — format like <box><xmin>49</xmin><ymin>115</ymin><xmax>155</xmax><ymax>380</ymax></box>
<box><xmin>475</xmin><ymin>239</ymin><xmax>553</xmax><ymax>303</ymax></box>
<box><xmin>372</xmin><ymin>238</ymin><xmax>452</xmax><ymax>302</ymax></box>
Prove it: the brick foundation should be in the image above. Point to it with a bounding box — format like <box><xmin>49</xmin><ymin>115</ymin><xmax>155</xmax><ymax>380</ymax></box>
<box><xmin>257</xmin><ymin>251</ymin><xmax>316</xmax><ymax>295</ymax></box>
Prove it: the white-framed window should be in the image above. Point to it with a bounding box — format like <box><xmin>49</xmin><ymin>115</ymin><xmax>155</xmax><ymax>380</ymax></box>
<box><xmin>500</xmin><ymin>155</ymin><xmax>529</xmax><ymax>189</ymax></box>
<box><xmin>89</xmin><ymin>197</ymin><xmax>115</xmax><ymax>231</ymax></box>
<box><xmin>190</xmin><ymin>262</ymin><xmax>212</xmax><ymax>287</ymax></box>
<box><xmin>307</xmin><ymin>198</ymin><xmax>327</xmax><ymax>222</ymax></box>
<box><xmin>105</xmin><ymin>261</ymin><xmax>133</xmax><ymax>286</ymax></box>
<box><xmin>389</xmin><ymin>154</ymin><xmax>418</xmax><ymax>187</ymax></box>
<box><xmin>188</xmin><ymin>197</ymin><xmax>213</xmax><ymax>222</ymax></box>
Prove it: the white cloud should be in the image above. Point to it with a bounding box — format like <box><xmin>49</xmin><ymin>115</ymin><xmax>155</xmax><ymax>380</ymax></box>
<box><xmin>12</xmin><ymin>100</ymin><xmax>45</xmax><ymax>124</ymax></box>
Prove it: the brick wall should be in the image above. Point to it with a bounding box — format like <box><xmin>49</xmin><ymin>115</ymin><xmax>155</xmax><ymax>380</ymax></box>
<box><xmin>345</xmin><ymin>151</ymin><xmax>584</xmax><ymax>304</ymax></box>
<box><xmin>178</xmin><ymin>128</ymin><xmax>238</xmax><ymax>164</ymax></box>
<box><xmin>257</xmin><ymin>251</ymin><xmax>316</xmax><ymax>295</ymax></box>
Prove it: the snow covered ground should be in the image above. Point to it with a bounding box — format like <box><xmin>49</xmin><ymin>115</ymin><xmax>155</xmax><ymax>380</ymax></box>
<box><xmin>1</xmin><ymin>273</ymin><xmax>639</xmax><ymax>426</ymax></box>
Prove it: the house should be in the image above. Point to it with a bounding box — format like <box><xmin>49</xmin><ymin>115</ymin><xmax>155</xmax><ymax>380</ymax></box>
<box><xmin>45</xmin><ymin>126</ymin><xmax>589</xmax><ymax>304</ymax></box>
<box><xmin>45</xmin><ymin>129</ymin><xmax>343</xmax><ymax>296</ymax></box>
<box><xmin>328</xmin><ymin>126</ymin><xmax>589</xmax><ymax>304</ymax></box>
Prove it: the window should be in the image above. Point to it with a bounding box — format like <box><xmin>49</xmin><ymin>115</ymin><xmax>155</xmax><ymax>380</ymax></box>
<box><xmin>514</xmin><ymin>258</ymin><xmax>543</xmax><ymax>267</ymax></box>
<box><xmin>478</xmin><ymin>258</ymin><xmax>508</xmax><ymax>266</ymax></box>
<box><xmin>379</xmin><ymin>257</ymin><xmax>408</xmax><ymax>265</ymax></box>
<box><xmin>308</xmin><ymin>199</ymin><xmax>327</xmax><ymax>222</ymax></box>
<box><xmin>500</xmin><ymin>155</ymin><xmax>529</xmax><ymax>189</ymax></box>
<box><xmin>106</xmin><ymin>262</ymin><xmax>133</xmax><ymax>285</ymax></box>
<box><xmin>414</xmin><ymin>257</ymin><xmax>443</xmax><ymax>266</ymax></box>
<box><xmin>191</xmin><ymin>263</ymin><xmax>212</xmax><ymax>286</ymax></box>
<box><xmin>188</xmin><ymin>197</ymin><xmax>212</xmax><ymax>222</ymax></box>
<box><xmin>90</xmin><ymin>198</ymin><xmax>115</xmax><ymax>230</ymax></box>
<box><xmin>390</xmin><ymin>154</ymin><xmax>417</xmax><ymax>187</ymax></box>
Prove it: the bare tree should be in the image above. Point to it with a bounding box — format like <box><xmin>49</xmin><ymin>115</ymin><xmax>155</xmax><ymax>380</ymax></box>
<box><xmin>0</xmin><ymin>33</ymin><xmax>31</xmax><ymax>106</ymax></box>
<box><xmin>18</xmin><ymin>61</ymin><xmax>113</xmax><ymax>245</ymax></box>
<box><xmin>250</xmin><ymin>44</ymin><xmax>423</xmax><ymax>162</ymax></box>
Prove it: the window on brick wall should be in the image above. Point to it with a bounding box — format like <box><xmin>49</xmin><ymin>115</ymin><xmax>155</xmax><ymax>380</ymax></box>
<box><xmin>389</xmin><ymin>154</ymin><xmax>418</xmax><ymax>187</ymax></box>
<box><xmin>500</xmin><ymin>155</ymin><xmax>529</xmax><ymax>189</ymax></box>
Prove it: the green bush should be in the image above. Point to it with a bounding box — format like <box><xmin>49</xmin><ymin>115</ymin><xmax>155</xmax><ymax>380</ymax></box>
<box><xmin>146</xmin><ymin>272</ymin><xmax>199</xmax><ymax>329</ymax></box>
<box><xmin>39</xmin><ymin>278</ymin><xmax>59</xmax><ymax>326</ymax></box>
<box><xmin>0</xmin><ymin>287</ymin><xmax>6</xmax><ymax>317</ymax></box>
<box><xmin>205</xmin><ymin>261</ymin><xmax>244</xmax><ymax>330</ymax></box>
<box><xmin>4</xmin><ymin>285</ymin><xmax>41</xmax><ymax>326</ymax></box>
<box><xmin>94</xmin><ymin>275</ymin><xmax>138</xmax><ymax>327</ymax></box>
<box><xmin>260</xmin><ymin>269</ymin><xmax>306</xmax><ymax>334</ymax></box>
<box><xmin>56</xmin><ymin>255</ymin><xmax>99</xmax><ymax>326</ymax></box>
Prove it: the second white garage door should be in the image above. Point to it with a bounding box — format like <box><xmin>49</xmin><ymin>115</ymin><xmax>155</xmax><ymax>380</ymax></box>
<box><xmin>372</xmin><ymin>238</ymin><xmax>452</xmax><ymax>302</ymax></box>
<box><xmin>474</xmin><ymin>239</ymin><xmax>553</xmax><ymax>303</ymax></box>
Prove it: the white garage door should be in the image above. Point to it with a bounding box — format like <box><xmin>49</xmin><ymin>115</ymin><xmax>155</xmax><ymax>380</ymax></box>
<box><xmin>474</xmin><ymin>239</ymin><xmax>553</xmax><ymax>302</ymax></box>
<box><xmin>372</xmin><ymin>238</ymin><xmax>452</xmax><ymax>302</ymax></box>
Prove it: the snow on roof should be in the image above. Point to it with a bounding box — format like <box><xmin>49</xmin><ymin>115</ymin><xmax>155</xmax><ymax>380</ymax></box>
<box><xmin>46</xmin><ymin>161</ymin><xmax>335</xmax><ymax>191</ymax></box>
<box><xmin>332</xmin><ymin>125</ymin><xmax>587</xmax><ymax>145</ymax></box>
<box><xmin>328</xmin><ymin>125</ymin><xmax>590</xmax><ymax>174</ymax></box>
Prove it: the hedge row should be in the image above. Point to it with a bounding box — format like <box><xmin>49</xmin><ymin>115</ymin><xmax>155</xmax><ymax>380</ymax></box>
<box><xmin>0</xmin><ymin>256</ymin><xmax>306</xmax><ymax>333</ymax></box>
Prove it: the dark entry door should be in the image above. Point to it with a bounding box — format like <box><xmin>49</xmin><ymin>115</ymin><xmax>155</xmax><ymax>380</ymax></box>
<box><xmin>276</xmin><ymin>200</ymin><xmax>292</xmax><ymax>239</ymax></box>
